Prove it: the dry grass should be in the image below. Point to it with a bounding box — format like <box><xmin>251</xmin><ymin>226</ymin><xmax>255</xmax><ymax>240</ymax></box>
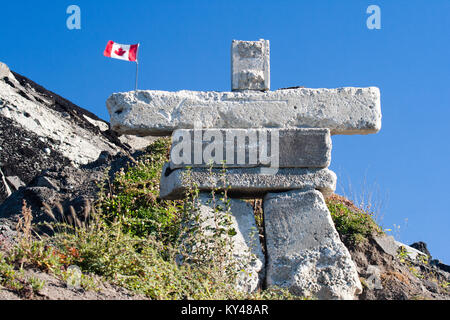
<box><xmin>328</xmin><ymin>194</ymin><xmax>363</xmax><ymax>214</ymax></box>
<box><xmin>381</xmin><ymin>271</ymin><xmax>411</xmax><ymax>285</ymax></box>
<box><xmin>16</xmin><ymin>200</ymin><xmax>33</xmax><ymax>243</ymax></box>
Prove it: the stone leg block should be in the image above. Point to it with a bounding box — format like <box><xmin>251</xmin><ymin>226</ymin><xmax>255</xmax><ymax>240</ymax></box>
<box><xmin>264</xmin><ymin>189</ymin><xmax>362</xmax><ymax>300</ymax></box>
<box><xmin>169</xmin><ymin>128</ymin><xmax>331</xmax><ymax>169</ymax></box>
<box><xmin>159</xmin><ymin>163</ymin><xmax>337</xmax><ymax>200</ymax></box>
<box><xmin>196</xmin><ymin>193</ymin><xmax>265</xmax><ymax>293</ymax></box>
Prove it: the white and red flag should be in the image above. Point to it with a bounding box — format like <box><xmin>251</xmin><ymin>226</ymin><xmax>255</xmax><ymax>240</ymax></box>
<box><xmin>103</xmin><ymin>41</ymin><xmax>139</xmax><ymax>62</ymax></box>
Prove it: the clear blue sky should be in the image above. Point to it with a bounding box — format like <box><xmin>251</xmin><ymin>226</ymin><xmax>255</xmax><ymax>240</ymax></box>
<box><xmin>1</xmin><ymin>0</ymin><xmax>449</xmax><ymax>263</ymax></box>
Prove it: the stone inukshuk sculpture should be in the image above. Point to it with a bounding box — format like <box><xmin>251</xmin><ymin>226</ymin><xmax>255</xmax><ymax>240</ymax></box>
<box><xmin>106</xmin><ymin>39</ymin><xmax>382</xmax><ymax>299</ymax></box>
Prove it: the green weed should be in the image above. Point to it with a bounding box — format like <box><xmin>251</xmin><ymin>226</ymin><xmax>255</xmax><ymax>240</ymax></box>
<box><xmin>326</xmin><ymin>195</ymin><xmax>383</xmax><ymax>246</ymax></box>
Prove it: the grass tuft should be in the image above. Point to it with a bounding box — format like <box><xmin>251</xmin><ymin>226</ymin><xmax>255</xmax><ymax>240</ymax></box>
<box><xmin>326</xmin><ymin>194</ymin><xmax>383</xmax><ymax>246</ymax></box>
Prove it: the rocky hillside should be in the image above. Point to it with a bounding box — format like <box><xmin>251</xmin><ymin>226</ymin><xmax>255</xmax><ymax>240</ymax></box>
<box><xmin>0</xmin><ymin>64</ymin><xmax>448</xmax><ymax>300</ymax></box>
<box><xmin>0</xmin><ymin>62</ymin><xmax>157</xmax><ymax>300</ymax></box>
<box><xmin>326</xmin><ymin>195</ymin><xmax>449</xmax><ymax>300</ymax></box>
<box><xmin>0</xmin><ymin>62</ymin><xmax>156</xmax><ymax>234</ymax></box>
<box><xmin>0</xmin><ymin>61</ymin><xmax>154</xmax><ymax>205</ymax></box>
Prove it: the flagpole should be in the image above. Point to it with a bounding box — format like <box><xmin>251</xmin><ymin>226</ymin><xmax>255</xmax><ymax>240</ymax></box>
<box><xmin>135</xmin><ymin>61</ymin><xmax>138</xmax><ymax>91</ymax></box>
<box><xmin>135</xmin><ymin>43</ymin><xmax>140</xmax><ymax>91</ymax></box>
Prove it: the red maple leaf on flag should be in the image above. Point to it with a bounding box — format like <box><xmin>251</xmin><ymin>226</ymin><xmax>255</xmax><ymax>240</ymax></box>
<box><xmin>114</xmin><ymin>48</ymin><xmax>127</xmax><ymax>56</ymax></box>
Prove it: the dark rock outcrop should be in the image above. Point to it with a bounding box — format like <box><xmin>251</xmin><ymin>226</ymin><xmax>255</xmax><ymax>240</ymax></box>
<box><xmin>410</xmin><ymin>241</ymin><xmax>432</xmax><ymax>258</ymax></box>
<box><xmin>0</xmin><ymin>61</ymin><xmax>155</xmax><ymax>206</ymax></box>
<box><xmin>0</xmin><ymin>61</ymin><xmax>157</xmax><ymax>240</ymax></box>
<box><xmin>0</xmin><ymin>150</ymin><xmax>140</xmax><ymax>233</ymax></box>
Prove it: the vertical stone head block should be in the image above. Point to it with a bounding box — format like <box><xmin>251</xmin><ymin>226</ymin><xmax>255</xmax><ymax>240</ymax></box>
<box><xmin>231</xmin><ymin>39</ymin><xmax>270</xmax><ymax>91</ymax></box>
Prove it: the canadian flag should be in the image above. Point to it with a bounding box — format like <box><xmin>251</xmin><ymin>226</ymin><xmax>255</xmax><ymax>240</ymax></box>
<box><xmin>103</xmin><ymin>41</ymin><xmax>139</xmax><ymax>62</ymax></box>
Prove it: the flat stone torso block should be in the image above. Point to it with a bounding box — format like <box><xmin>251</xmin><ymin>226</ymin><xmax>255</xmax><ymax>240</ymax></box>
<box><xmin>169</xmin><ymin>128</ymin><xmax>331</xmax><ymax>169</ymax></box>
<box><xmin>107</xmin><ymin>87</ymin><xmax>381</xmax><ymax>136</ymax></box>
<box><xmin>159</xmin><ymin>163</ymin><xmax>337</xmax><ymax>200</ymax></box>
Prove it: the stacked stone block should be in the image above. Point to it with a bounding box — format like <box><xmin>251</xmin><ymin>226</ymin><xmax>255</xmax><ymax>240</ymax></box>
<box><xmin>106</xmin><ymin>39</ymin><xmax>382</xmax><ymax>299</ymax></box>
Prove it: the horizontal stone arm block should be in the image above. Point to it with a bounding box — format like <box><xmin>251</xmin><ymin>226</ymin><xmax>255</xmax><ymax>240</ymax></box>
<box><xmin>159</xmin><ymin>163</ymin><xmax>337</xmax><ymax>200</ymax></box>
<box><xmin>107</xmin><ymin>87</ymin><xmax>381</xmax><ymax>136</ymax></box>
<box><xmin>169</xmin><ymin>128</ymin><xmax>331</xmax><ymax>169</ymax></box>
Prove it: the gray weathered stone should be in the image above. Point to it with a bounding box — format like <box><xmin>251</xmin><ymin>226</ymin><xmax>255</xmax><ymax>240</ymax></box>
<box><xmin>232</xmin><ymin>39</ymin><xmax>270</xmax><ymax>91</ymax></box>
<box><xmin>196</xmin><ymin>193</ymin><xmax>265</xmax><ymax>293</ymax></box>
<box><xmin>169</xmin><ymin>128</ymin><xmax>331</xmax><ymax>169</ymax></box>
<box><xmin>35</xmin><ymin>176</ymin><xmax>60</xmax><ymax>192</ymax></box>
<box><xmin>159</xmin><ymin>163</ymin><xmax>336</xmax><ymax>200</ymax></box>
<box><xmin>0</xmin><ymin>72</ymin><xmax>131</xmax><ymax>166</ymax></box>
<box><xmin>373</xmin><ymin>235</ymin><xmax>427</xmax><ymax>261</ymax></box>
<box><xmin>264</xmin><ymin>189</ymin><xmax>362</xmax><ymax>300</ymax></box>
<box><xmin>5</xmin><ymin>176</ymin><xmax>25</xmax><ymax>191</ymax></box>
<box><xmin>0</xmin><ymin>168</ymin><xmax>12</xmax><ymax>198</ymax></box>
<box><xmin>0</xmin><ymin>62</ymin><xmax>10</xmax><ymax>79</ymax></box>
<box><xmin>106</xmin><ymin>87</ymin><xmax>381</xmax><ymax>136</ymax></box>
